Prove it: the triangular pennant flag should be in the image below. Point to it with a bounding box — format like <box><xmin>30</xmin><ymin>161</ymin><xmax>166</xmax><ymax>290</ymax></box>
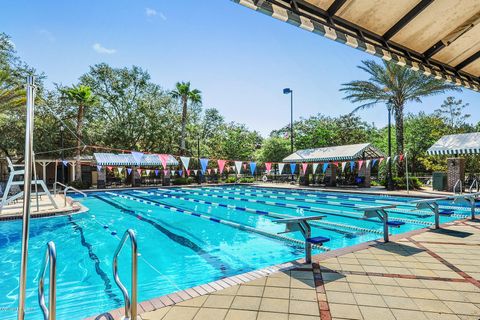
<box><xmin>96</xmin><ymin>165</ymin><xmax>103</xmax><ymax>171</ymax></box>
<box><xmin>62</xmin><ymin>160</ymin><xmax>68</xmax><ymax>167</ymax></box>
<box><xmin>386</xmin><ymin>157</ymin><xmax>391</xmax><ymax>163</ymax></box>
<box><xmin>312</xmin><ymin>163</ymin><xmax>319</xmax><ymax>174</ymax></box>
<box><xmin>200</xmin><ymin>158</ymin><xmax>209</xmax><ymax>174</ymax></box>
<box><xmin>350</xmin><ymin>161</ymin><xmax>355</xmax><ymax>171</ymax></box>
<box><xmin>214</xmin><ymin>168</ymin><xmax>218</xmax><ymax>174</ymax></box>
<box><xmin>146</xmin><ymin>169</ymin><xmax>151</xmax><ymax>175</ymax></box>
<box><xmin>131</xmin><ymin>151</ymin><xmax>144</xmax><ymax>164</ymax></box>
<box><xmin>243</xmin><ymin>163</ymin><xmax>247</xmax><ymax>171</ymax></box>
<box><xmin>250</xmin><ymin>162</ymin><xmax>256</xmax><ymax>175</ymax></box>
<box><xmin>171</xmin><ymin>170</ymin><xmax>175</xmax><ymax>176</ymax></box>
<box><xmin>322</xmin><ymin>163</ymin><xmax>328</xmax><ymax>173</ymax></box>
<box><xmin>186</xmin><ymin>169</ymin><xmax>190</xmax><ymax>176</ymax></box>
<box><xmin>393</xmin><ymin>155</ymin><xmax>398</xmax><ymax>162</ymax></box>
<box><xmin>301</xmin><ymin>163</ymin><xmax>308</xmax><ymax>175</ymax></box>
<box><xmin>117</xmin><ymin>167</ymin><xmax>124</xmax><ymax>174</ymax></box>
<box><xmin>217</xmin><ymin>159</ymin><xmax>227</xmax><ymax>174</ymax></box>
<box><xmin>107</xmin><ymin>166</ymin><xmax>113</xmax><ymax>171</ymax></box>
<box><xmin>179</xmin><ymin>170</ymin><xmax>183</xmax><ymax>176</ymax></box>
<box><xmin>158</xmin><ymin>154</ymin><xmax>169</xmax><ymax>169</ymax></box>
<box><xmin>155</xmin><ymin>169</ymin><xmax>159</xmax><ymax>176</ymax></box>
<box><xmin>379</xmin><ymin>158</ymin><xmax>384</xmax><ymax>165</ymax></box>
<box><xmin>372</xmin><ymin>159</ymin><xmax>378</xmax><ymax>167</ymax></box>
<box><xmin>399</xmin><ymin>154</ymin><xmax>404</xmax><ymax>161</ymax></box>
<box><xmin>180</xmin><ymin>156</ymin><xmax>190</xmax><ymax>169</ymax></box>
<box><xmin>207</xmin><ymin>168</ymin><xmax>212</xmax><ymax>175</ymax></box>
<box><xmin>278</xmin><ymin>163</ymin><xmax>285</xmax><ymax>174</ymax></box>
<box><xmin>163</xmin><ymin>170</ymin><xmax>169</xmax><ymax>176</ymax></box>
<box><xmin>265</xmin><ymin>162</ymin><xmax>272</xmax><ymax>173</ymax></box>
<box><xmin>235</xmin><ymin>161</ymin><xmax>243</xmax><ymax>173</ymax></box>
<box><xmin>341</xmin><ymin>162</ymin><xmax>347</xmax><ymax>172</ymax></box>
<box><xmin>358</xmin><ymin>160</ymin><xmax>364</xmax><ymax>169</ymax></box>
<box><xmin>127</xmin><ymin>168</ymin><xmax>132</xmax><ymax>175</ymax></box>
<box><xmin>136</xmin><ymin>168</ymin><xmax>142</xmax><ymax>175</ymax></box>
<box><xmin>366</xmin><ymin>159</ymin><xmax>371</xmax><ymax>168</ymax></box>
<box><xmin>193</xmin><ymin>169</ymin><xmax>198</xmax><ymax>175</ymax></box>
<box><xmin>290</xmin><ymin>163</ymin><xmax>297</xmax><ymax>174</ymax></box>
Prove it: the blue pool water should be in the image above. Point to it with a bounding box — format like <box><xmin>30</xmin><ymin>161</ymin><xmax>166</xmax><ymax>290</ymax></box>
<box><xmin>0</xmin><ymin>185</ymin><xmax>474</xmax><ymax>319</ymax></box>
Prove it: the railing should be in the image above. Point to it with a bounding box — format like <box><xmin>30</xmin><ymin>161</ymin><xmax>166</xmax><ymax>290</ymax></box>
<box><xmin>53</xmin><ymin>182</ymin><xmax>87</xmax><ymax>206</ymax></box>
<box><xmin>453</xmin><ymin>179</ymin><xmax>462</xmax><ymax>194</ymax></box>
<box><xmin>469</xmin><ymin>179</ymin><xmax>479</xmax><ymax>193</ymax></box>
<box><xmin>113</xmin><ymin>229</ymin><xmax>138</xmax><ymax>320</ymax></box>
<box><xmin>38</xmin><ymin>241</ymin><xmax>56</xmax><ymax>320</ymax></box>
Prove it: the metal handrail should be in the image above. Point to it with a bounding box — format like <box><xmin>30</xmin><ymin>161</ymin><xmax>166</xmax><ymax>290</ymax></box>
<box><xmin>469</xmin><ymin>179</ymin><xmax>479</xmax><ymax>193</ymax></box>
<box><xmin>38</xmin><ymin>241</ymin><xmax>56</xmax><ymax>320</ymax></box>
<box><xmin>453</xmin><ymin>179</ymin><xmax>462</xmax><ymax>194</ymax></box>
<box><xmin>113</xmin><ymin>229</ymin><xmax>138</xmax><ymax>320</ymax></box>
<box><xmin>52</xmin><ymin>182</ymin><xmax>87</xmax><ymax>206</ymax></box>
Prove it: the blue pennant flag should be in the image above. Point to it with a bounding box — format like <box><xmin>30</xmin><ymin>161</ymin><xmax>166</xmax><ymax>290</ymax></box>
<box><xmin>178</xmin><ymin>170</ymin><xmax>183</xmax><ymax>176</ymax></box>
<box><xmin>249</xmin><ymin>162</ymin><xmax>256</xmax><ymax>175</ymax></box>
<box><xmin>155</xmin><ymin>169</ymin><xmax>159</xmax><ymax>176</ymax></box>
<box><xmin>372</xmin><ymin>159</ymin><xmax>378</xmax><ymax>167</ymax></box>
<box><xmin>127</xmin><ymin>168</ymin><xmax>132</xmax><ymax>175</ymax></box>
<box><xmin>200</xmin><ymin>158</ymin><xmax>209</xmax><ymax>174</ymax></box>
<box><xmin>350</xmin><ymin>161</ymin><xmax>355</xmax><ymax>171</ymax></box>
<box><xmin>290</xmin><ymin>163</ymin><xmax>297</xmax><ymax>174</ymax></box>
<box><xmin>322</xmin><ymin>163</ymin><xmax>329</xmax><ymax>173</ymax></box>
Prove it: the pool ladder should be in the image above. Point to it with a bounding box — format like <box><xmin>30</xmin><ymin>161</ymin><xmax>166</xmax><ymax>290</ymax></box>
<box><xmin>36</xmin><ymin>229</ymin><xmax>137</xmax><ymax>320</ymax></box>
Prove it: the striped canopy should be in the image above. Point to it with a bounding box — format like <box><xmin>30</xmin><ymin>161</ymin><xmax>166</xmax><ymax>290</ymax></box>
<box><xmin>94</xmin><ymin>153</ymin><xmax>179</xmax><ymax>166</ymax></box>
<box><xmin>427</xmin><ymin>132</ymin><xmax>480</xmax><ymax>155</ymax></box>
<box><xmin>234</xmin><ymin>0</ymin><xmax>480</xmax><ymax>92</ymax></box>
<box><xmin>283</xmin><ymin>143</ymin><xmax>385</xmax><ymax>163</ymax></box>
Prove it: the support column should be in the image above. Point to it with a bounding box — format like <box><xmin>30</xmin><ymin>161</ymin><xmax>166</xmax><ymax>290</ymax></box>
<box><xmin>70</xmin><ymin>161</ymin><xmax>76</xmax><ymax>182</ymax></box>
<box><xmin>358</xmin><ymin>162</ymin><xmax>371</xmax><ymax>187</ymax></box>
<box><xmin>325</xmin><ymin>164</ymin><xmax>336</xmax><ymax>186</ymax></box>
<box><xmin>97</xmin><ymin>168</ymin><xmax>106</xmax><ymax>189</ymax></box>
<box><xmin>447</xmin><ymin>158</ymin><xmax>465</xmax><ymax>192</ymax></box>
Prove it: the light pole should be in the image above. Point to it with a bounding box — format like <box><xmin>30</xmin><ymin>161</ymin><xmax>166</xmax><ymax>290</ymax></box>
<box><xmin>283</xmin><ymin>88</ymin><xmax>294</xmax><ymax>153</ymax></box>
<box><xmin>387</xmin><ymin>101</ymin><xmax>394</xmax><ymax>191</ymax></box>
<box><xmin>197</xmin><ymin>135</ymin><xmax>201</xmax><ymax>185</ymax></box>
<box><xmin>60</xmin><ymin>125</ymin><xmax>65</xmax><ymax>184</ymax></box>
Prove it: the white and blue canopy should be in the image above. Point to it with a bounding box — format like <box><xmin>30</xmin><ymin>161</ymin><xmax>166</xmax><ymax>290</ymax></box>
<box><xmin>283</xmin><ymin>143</ymin><xmax>385</xmax><ymax>163</ymax></box>
<box><xmin>427</xmin><ymin>132</ymin><xmax>480</xmax><ymax>156</ymax></box>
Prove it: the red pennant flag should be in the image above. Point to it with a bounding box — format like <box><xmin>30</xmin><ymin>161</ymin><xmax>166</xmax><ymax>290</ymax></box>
<box><xmin>207</xmin><ymin>168</ymin><xmax>212</xmax><ymax>175</ymax></box>
<box><xmin>399</xmin><ymin>154</ymin><xmax>404</xmax><ymax>161</ymax></box>
<box><xmin>158</xmin><ymin>154</ymin><xmax>169</xmax><ymax>169</ymax></box>
<box><xmin>136</xmin><ymin>168</ymin><xmax>142</xmax><ymax>175</ymax></box>
<box><xmin>217</xmin><ymin>159</ymin><xmax>227</xmax><ymax>174</ymax></box>
<box><xmin>379</xmin><ymin>157</ymin><xmax>384</xmax><ymax>165</ymax></box>
<box><xmin>302</xmin><ymin>163</ymin><xmax>308</xmax><ymax>174</ymax></box>
<box><xmin>107</xmin><ymin>166</ymin><xmax>113</xmax><ymax>171</ymax></box>
<box><xmin>163</xmin><ymin>170</ymin><xmax>169</xmax><ymax>176</ymax></box>
<box><xmin>243</xmin><ymin>163</ymin><xmax>247</xmax><ymax>171</ymax></box>
<box><xmin>186</xmin><ymin>169</ymin><xmax>191</xmax><ymax>176</ymax></box>
<box><xmin>265</xmin><ymin>162</ymin><xmax>272</xmax><ymax>173</ymax></box>
<box><xmin>358</xmin><ymin>160</ymin><xmax>364</xmax><ymax>169</ymax></box>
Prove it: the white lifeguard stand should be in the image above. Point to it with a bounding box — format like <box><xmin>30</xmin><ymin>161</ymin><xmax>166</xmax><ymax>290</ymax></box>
<box><xmin>0</xmin><ymin>157</ymin><xmax>57</xmax><ymax>212</ymax></box>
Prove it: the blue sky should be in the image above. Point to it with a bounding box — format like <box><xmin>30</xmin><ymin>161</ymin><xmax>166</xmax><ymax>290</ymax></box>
<box><xmin>2</xmin><ymin>0</ymin><xmax>479</xmax><ymax>136</ymax></box>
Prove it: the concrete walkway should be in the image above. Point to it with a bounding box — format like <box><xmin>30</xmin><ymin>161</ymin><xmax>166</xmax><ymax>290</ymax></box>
<box><xmin>127</xmin><ymin>220</ymin><xmax>480</xmax><ymax>320</ymax></box>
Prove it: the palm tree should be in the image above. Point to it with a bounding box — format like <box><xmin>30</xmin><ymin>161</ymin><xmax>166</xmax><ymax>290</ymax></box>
<box><xmin>340</xmin><ymin>60</ymin><xmax>459</xmax><ymax>176</ymax></box>
<box><xmin>0</xmin><ymin>70</ymin><xmax>26</xmax><ymax>113</ymax></box>
<box><xmin>60</xmin><ymin>85</ymin><xmax>97</xmax><ymax>182</ymax></box>
<box><xmin>171</xmin><ymin>82</ymin><xmax>202</xmax><ymax>155</ymax></box>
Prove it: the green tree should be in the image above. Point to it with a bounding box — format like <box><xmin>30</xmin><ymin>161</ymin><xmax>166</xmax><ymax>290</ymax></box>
<box><xmin>171</xmin><ymin>82</ymin><xmax>202</xmax><ymax>155</ymax></box>
<box><xmin>434</xmin><ymin>96</ymin><xmax>470</xmax><ymax>130</ymax></box>
<box><xmin>60</xmin><ymin>85</ymin><xmax>98</xmax><ymax>181</ymax></box>
<box><xmin>340</xmin><ymin>60</ymin><xmax>459</xmax><ymax>176</ymax></box>
<box><xmin>256</xmin><ymin>137</ymin><xmax>291</xmax><ymax>162</ymax></box>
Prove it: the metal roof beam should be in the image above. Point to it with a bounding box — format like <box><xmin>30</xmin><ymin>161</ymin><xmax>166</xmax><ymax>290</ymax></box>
<box><xmin>423</xmin><ymin>40</ymin><xmax>445</xmax><ymax>59</ymax></box>
<box><xmin>383</xmin><ymin>0</ymin><xmax>434</xmax><ymax>41</ymax></box>
<box><xmin>456</xmin><ymin>50</ymin><xmax>480</xmax><ymax>71</ymax></box>
<box><xmin>326</xmin><ymin>0</ymin><xmax>347</xmax><ymax>17</ymax></box>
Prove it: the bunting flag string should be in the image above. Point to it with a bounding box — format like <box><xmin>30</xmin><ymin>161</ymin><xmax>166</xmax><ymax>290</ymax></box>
<box><xmin>127</xmin><ymin>168</ymin><xmax>132</xmax><ymax>175</ymax></box>
<box><xmin>379</xmin><ymin>157</ymin><xmax>384</xmax><ymax>166</ymax></box>
<box><xmin>155</xmin><ymin>169</ymin><xmax>159</xmax><ymax>176</ymax></box>
<box><xmin>117</xmin><ymin>167</ymin><xmax>124</xmax><ymax>174</ymax></box>
<box><xmin>250</xmin><ymin>162</ymin><xmax>257</xmax><ymax>175</ymax></box>
<box><xmin>290</xmin><ymin>163</ymin><xmax>297</xmax><ymax>174</ymax></box>
<box><xmin>358</xmin><ymin>160</ymin><xmax>364</xmax><ymax>169</ymax></box>
<box><xmin>136</xmin><ymin>168</ymin><xmax>142</xmax><ymax>175</ymax></box>
<box><xmin>350</xmin><ymin>161</ymin><xmax>355</xmax><ymax>171</ymax></box>
<box><xmin>386</xmin><ymin>157</ymin><xmax>391</xmax><ymax>163</ymax></box>
<box><xmin>214</xmin><ymin>168</ymin><xmax>218</xmax><ymax>174</ymax></box>
<box><xmin>312</xmin><ymin>163</ymin><xmax>319</xmax><ymax>174</ymax></box>
<box><xmin>180</xmin><ymin>156</ymin><xmax>190</xmax><ymax>170</ymax></box>
<box><xmin>366</xmin><ymin>159</ymin><xmax>371</xmax><ymax>168</ymax></box>
<box><xmin>171</xmin><ymin>170</ymin><xmax>176</xmax><ymax>176</ymax></box>
<box><xmin>186</xmin><ymin>169</ymin><xmax>191</xmax><ymax>176</ymax></box>
<box><xmin>322</xmin><ymin>163</ymin><xmax>328</xmax><ymax>173</ymax></box>
<box><xmin>62</xmin><ymin>160</ymin><xmax>68</xmax><ymax>167</ymax></box>
<box><xmin>179</xmin><ymin>169</ymin><xmax>183</xmax><ymax>176</ymax></box>
<box><xmin>159</xmin><ymin>154</ymin><xmax>169</xmax><ymax>169</ymax></box>
<box><xmin>265</xmin><ymin>162</ymin><xmax>272</xmax><ymax>173</ymax></box>
<box><xmin>301</xmin><ymin>163</ymin><xmax>308</xmax><ymax>175</ymax></box>
<box><xmin>243</xmin><ymin>163</ymin><xmax>247</xmax><ymax>171</ymax></box>
<box><xmin>278</xmin><ymin>163</ymin><xmax>285</xmax><ymax>174</ymax></box>
<box><xmin>235</xmin><ymin>161</ymin><xmax>243</xmax><ymax>174</ymax></box>
<box><xmin>146</xmin><ymin>169</ymin><xmax>151</xmax><ymax>175</ymax></box>
<box><xmin>341</xmin><ymin>162</ymin><xmax>347</xmax><ymax>172</ymax></box>
<box><xmin>207</xmin><ymin>168</ymin><xmax>212</xmax><ymax>175</ymax></box>
<box><xmin>217</xmin><ymin>159</ymin><xmax>226</xmax><ymax>174</ymax></box>
<box><xmin>107</xmin><ymin>166</ymin><xmax>113</xmax><ymax>171</ymax></box>
<box><xmin>163</xmin><ymin>170</ymin><xmax>169</xmax><ymax>176</ymax></box>
<box><xmin>399</xmin><ymin>154</ymin><xmax>404</xmax><ymax>161</ymax></box>
<box><xmin>200</xmin><ymin>158</ymin><xmax>209</xmax><ymax>174</ymax></box>
<box><xmin>372</xmin><ymin>159</ymin><xmax>378</xmax><ymax>167</ymax></box>
<box><xmin>193</xmin><ymin>169</ymin><xmax>198</xmax><ymax>175</ymax></box>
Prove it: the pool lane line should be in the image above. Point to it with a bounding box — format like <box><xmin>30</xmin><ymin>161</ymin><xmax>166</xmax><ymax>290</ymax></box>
<box><xmin>159</xmin><ymin>188</ymin><xmax>434</xmax><ymax>226</ymax></box>
<box><xmin>190</xmin><ymin>187</ymin><xmax>469</xmax><ymax>219</ymax></box>
<box><xmin>136</xmin><ymin>189</ymin><xmax>382</xmax><ymax>236</ymax></box>
<box><xmin>212</xmin><ymin>185</ymin><xmax>474</xmax><ymax>212</ymax></box>
<box><xmin>93</xmin><ymin>194</ymin><xmax>234</xmax><ymax>276</ymax></box>
<box><xmin>66</xmin><ymin>215</ymin><xmax>123</xmax><ymax>305</ymax></box>
<box><xmin>106</xmin><ymin>191</ymin><xmax>329</xmax><ymax>252</ymax></box>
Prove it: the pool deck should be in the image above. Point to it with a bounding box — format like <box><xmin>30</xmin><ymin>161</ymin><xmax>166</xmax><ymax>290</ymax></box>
<box><xmin>92</xmin><ymin>218</ymin><xmax>480</xmax><ymax>320</ymax></box>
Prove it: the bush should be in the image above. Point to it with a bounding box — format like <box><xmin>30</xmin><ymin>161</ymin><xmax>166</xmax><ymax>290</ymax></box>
<box><xmin>382</xmin><ymin>176</ymin><xmax>422</xmax><ymax>190</ymax></box>
<box><xmin>239</xmin><ymin>177</ymin><xmax>255</xmax><ymax>183</ymax></box>
<box><xmin>68</xmin><ymin>179</ymin><xmax>91</xmax><ymax>190</ymax></box>
<box><xmin>222</xmin><ymin>176</ymin><xmax>237</xmax><ymax>183</ymax></box>
<box><xmin>172</xmin><ymin>177</ymin><xmax>194</xmax><ymax>185</ymax></box>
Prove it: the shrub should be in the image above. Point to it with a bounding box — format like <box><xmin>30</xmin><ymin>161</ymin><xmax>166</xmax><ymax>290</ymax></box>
<box><xmin>172</xmin><ymin>177</ymin><xmax>194</xmax><ymax>185</ymax></box>
<box><xmin>68</xmin><ymin>179</ymin><xmax>91</xmax><ymax>190</ymax></box>
<box><xmin>382</xmin><ymin>176</ymin><xmax>422</xmax><ymax>190</ymax></box>
<box><xmin>223</xmin><ymin>176</ymin><xmax>237</xmax><ymax>183</ymax></box>
<box><xmin>239</xmin><ymin>177</ymin><xmax>255</xmax><ymax>183</ymax></box>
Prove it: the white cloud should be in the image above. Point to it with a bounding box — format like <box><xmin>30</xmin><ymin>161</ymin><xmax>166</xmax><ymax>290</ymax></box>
<box><xmin>145</xmin><ymin>8</ymin><xmax>157</xmax><ymax>17</ymax></box>
<box><xmin>92</xmin><ymin>43</ymin><xmax>116</xmax><ymax>54</ymax></box>
<box><xmin>159</xmin><ymin>12</ymin><xmax>167</xmax><ymax>21</ymax></box>
<box><xmin>38</xmin><ymin>29</ymin><xmax>55</xmax><ymax>42</ymax></box>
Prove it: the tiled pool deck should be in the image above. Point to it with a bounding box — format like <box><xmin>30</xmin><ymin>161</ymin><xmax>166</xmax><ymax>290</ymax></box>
<box><xmin>92</xmin><ymin>219</ymin><xmax>480</xmax><ymax>320</ymax></box>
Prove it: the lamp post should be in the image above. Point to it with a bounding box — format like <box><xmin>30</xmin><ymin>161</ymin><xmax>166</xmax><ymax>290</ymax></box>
<box><xmin>387</xmin><ymin>102</ymin><xmax>394</xmax><ymax>191</ymax></box>
<box><xmin>60</xmin><ymin>125</ymin><xmax>65</xmax><ymax>184</ymax></box>
<box><xmin>197</xmin><ymin>135</ymin><xmax>201</xmax><ymax>185</ymax></box>
<box><xmin>283</xmin><ymin>88</ymin><xmax>294</xmax><ymax>153</ymax></box>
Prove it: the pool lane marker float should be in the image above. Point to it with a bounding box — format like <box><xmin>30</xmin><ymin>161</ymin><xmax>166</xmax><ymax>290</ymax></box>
<box><xmin>159</xmin><ymin>188</ymin><xmax>434</xmax><ymax>227</ymax></box>
<box><xmin>191</xmin><ymin>187</ymin><xmax>470</xmax><ymax>219</ymax></box>
<box><xmin>213</xmin><ymin>186</ymin><xmax>474</xmax><ymax>214</ymax></box>
<box><xmin>106</xmin><ymin>192</ymin><xmax>329</xmax><ymax>251</ymax></box>
<box><xmin>139</xmin><ymin>189</ymin><xmax>383</xmax><ymax>235</ymax></box>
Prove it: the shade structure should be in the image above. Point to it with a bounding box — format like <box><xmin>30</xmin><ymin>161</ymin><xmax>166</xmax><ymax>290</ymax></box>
<box><xmin>233</xmin><ymin>0</ymin><xmax>480</xmax><ymax>92</ymax></box>
<box><xmin>283</xmin><ymin>143</ymin><xmax>384</xmax><ymax>162</ymax></box>
<box><xmin>427</xmin><ymin>132</ymin><xmax>480</xmax><ymax>155</ymax></box>
<box><xmin>94</xmin><ymin>153</ymin><xmax>179</xmax><ymax>166</ymax></box>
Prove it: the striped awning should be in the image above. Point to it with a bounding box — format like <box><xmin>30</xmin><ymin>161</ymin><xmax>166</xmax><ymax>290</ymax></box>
<box><xmin>234</xmin><ymin>0</ymin><xmax>480</xmax><ymax>92</ymax></box>
<box><xmin>427</xmin><ymin>132</ymin><xmax>480</xmax><ymax>155</ymax></box>
<box><xmin>283</xmin><ymin>143</ymin><xmax>385</xmax><ymax>162</ymax></box>
<box><xmin>93</xmin><ymin>153</ymin><xmax>179</xmax><ymax>166</ymax></box>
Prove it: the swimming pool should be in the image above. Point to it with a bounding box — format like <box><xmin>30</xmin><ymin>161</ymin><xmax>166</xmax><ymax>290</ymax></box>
<box><xmin>0</xmin><ymin>185</ymin><xmax>474</xmax><ymax>319</ymax></box>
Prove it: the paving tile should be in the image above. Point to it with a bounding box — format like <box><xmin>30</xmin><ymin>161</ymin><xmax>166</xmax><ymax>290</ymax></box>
<box><xmin>257</xmin><ymin>311</ymin><xmax>288</xmax><ymax>320</ymax></box>
<box><xmin>288</xmin><ymin>314</ymin><xmax>322</xmax><ymax>320</ymax></box>
<box><xmin>203</xmin><ymin>295</ymin><xmax>234</xmax><ymax>309</ymax></box>
<box><xmin>405</xmin><ymin>288</ymin><xmax>437</xmax><ymax>299</ymax></box>
<box><xmin>290</xmin><ymin>278</ymin><xmax>315</xmax><ymax>290</ymax></box>
<box><xmin>412</xmin><ymin>298</ymin><xmax>452</xmax><ymax>313</ymax></box>
<box><xmin>177</xmin><ymin>296</ymin><xmax>208</xmax><ymax>307</ymax></box>
<box><xmin>193</xmin><ymin>308</ymin><xmax>227</xmax><ymax>320</ymax></box>
<box><xmin>382</xmin><ymin>295</ymin><xmax>418</xmax><ymax>310</ymax></box>
<box><xmin>349</xmin><ymin>283</ymin><xmax>379</xmax><ymax>295</ymax></box>
<box><xmin>326</xmin><ymin>291</ymin><xmax>356</xmax><ymax>304</ymax></box>
<box><xmin>290</xmin><ymin>270</ymin><xmax>314</xmax><ymax>280</ymax></box>
<box><xmin>375</xmin><ymin>284</ymin><xmax>408</xmax><ymax>297</ymax></box>
<box><xmin>237</xmin><ymin>285</ymin><xmax>264</xmax><ymax>297</ymax></box>
<box><xmin>423</xmin><ymin>312</ymin><xmax>461</xmax><ymax>320</ymax></box>
<box><xmin>353</xmin><ymin>293</ymin><xmax>387</xmax><ymax>307</ymax></box>
<box><xmin>244</xmin><ymin>278</ymin><xmax>267</xmax><ymax>286</ymax></box>
<box><xmin>266</xmin><ymin>277</ymin><xmax>290</xmax><ymax>288</ymax></box>
<box><xmin>359</xmin><ymin>306</ymin><xmax>395</xmax><ymax>320</ymax></box>
<box><xmin>289</xmin><ymin>288</ymin><xmax>317</xmax><ymax>301</ymax></box>
<box><xmin>259</xmin><ymin>297</ymin><xmax>289</xmax><ymax>313</ymax></box>
<box><xmin>329</xmin><ymin>303</ymin><xmax>363</xmax><ymax>319</ymax></box>
<box><xmin>390</xmin><ymin>308</ymin><xmax>428</xmax><ymax>320</ymax></box>
<box><xmin>224</xmin><ymin>309</ymin><xmax>258</xmax><ymax>320</ymax></box>
<box><xmin>443</xmin><ymin>301</ymin><xmax>480</xmax><ymax>316</ymax></box>
<box><xmin>324</xmin><ymin>281</ymin><xmax>351</xmax><ymax>292</ymax></box>
<box><xmin>162</xmin><ymin>306</ymin><xmax>199</xmax><ymax>320</ymax></box>
<box><xmin>212</xmin><ymin>285</ymin><xmax>239</xmax><ymax>296</ymax></box>
<box><xmin>289</xmin><ymin>300</ymin><xmax>319</xmax><ymax>316</ymax></box>
<box><xmin>231</xmin><ymin>296</ymin><xmax>261</xmax><ymax>311</ymax></box>
<box><xmin>263</xmin><ymin>286</ymin><xmax>290</xmax><ymax>299</ymax></box>
<box><xmin>141</xmin><ymin>306</ymin><xmax>171</xmax><ymax>320</ymax></box>
<box><xmin>432</xmin><ymin>289</ymin><xmax>470</xmax><ymax>302</ymax></box>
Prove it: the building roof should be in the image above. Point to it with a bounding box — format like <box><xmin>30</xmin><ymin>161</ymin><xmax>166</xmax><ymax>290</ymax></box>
<box><xmin>283</xmin><ymin>143</ymin><xmax>385</xmax><ymax>163</ymax></box>
<box><xmin>427</xmin><ymin>132</ymin><xmax>480</xmax><ymax>155</ymax></box>
<box><xmin>234</xmin><ymin>0</ymin><xmax>480</xmax><ymax>92</ymax></box>
<box><xmin>93</xmin><ymin>153</ymin><xmax>178</xmax><ymax>166</ymax></box>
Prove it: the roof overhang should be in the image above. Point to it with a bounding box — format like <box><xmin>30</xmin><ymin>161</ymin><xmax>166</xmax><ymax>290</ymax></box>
<box><xmin>283</xmin><ymin>143</ymin><xmax>385</xmax><ymax>162</ymax></box>
<box><xmin>234</xmin><ymin>0</ymin><xmax>480</xmax><ymax>92</ymax></box>
<box><xmin>427</xmin><ymin>132</ymin><xmax>480</xmax><ymax>155</ymax></box>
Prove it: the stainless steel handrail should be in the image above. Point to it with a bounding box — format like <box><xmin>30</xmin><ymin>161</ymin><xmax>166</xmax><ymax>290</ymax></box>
<box><xmin>38</xmin><ymin>241</ymin><xmax>56</xmax><ymax>320</ymax></box>
<box><xmin>469</xmin><ymin>179</ymin><xmax>479</xmax><ymax>193</ymax></box>
<box><xmin>113</xmin><ymin>229</ymin><xmax>138</xmax><ymax>320</ymax></box>
<box><xmin>453</xmin><ymin>179</ymin><xmax>462</xmax><ymax>194</ymax></box>
<box><xmin>52</xmin><ymin>182</ymin><xmax>87</xmax><ymax>206</ymax></box>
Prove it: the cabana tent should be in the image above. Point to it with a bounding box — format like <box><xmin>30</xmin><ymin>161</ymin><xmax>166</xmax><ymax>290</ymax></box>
<box><xmin>234</xmin><ymin>0</ymin><xmax>480</xmax><ymax>92</ymax></box>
